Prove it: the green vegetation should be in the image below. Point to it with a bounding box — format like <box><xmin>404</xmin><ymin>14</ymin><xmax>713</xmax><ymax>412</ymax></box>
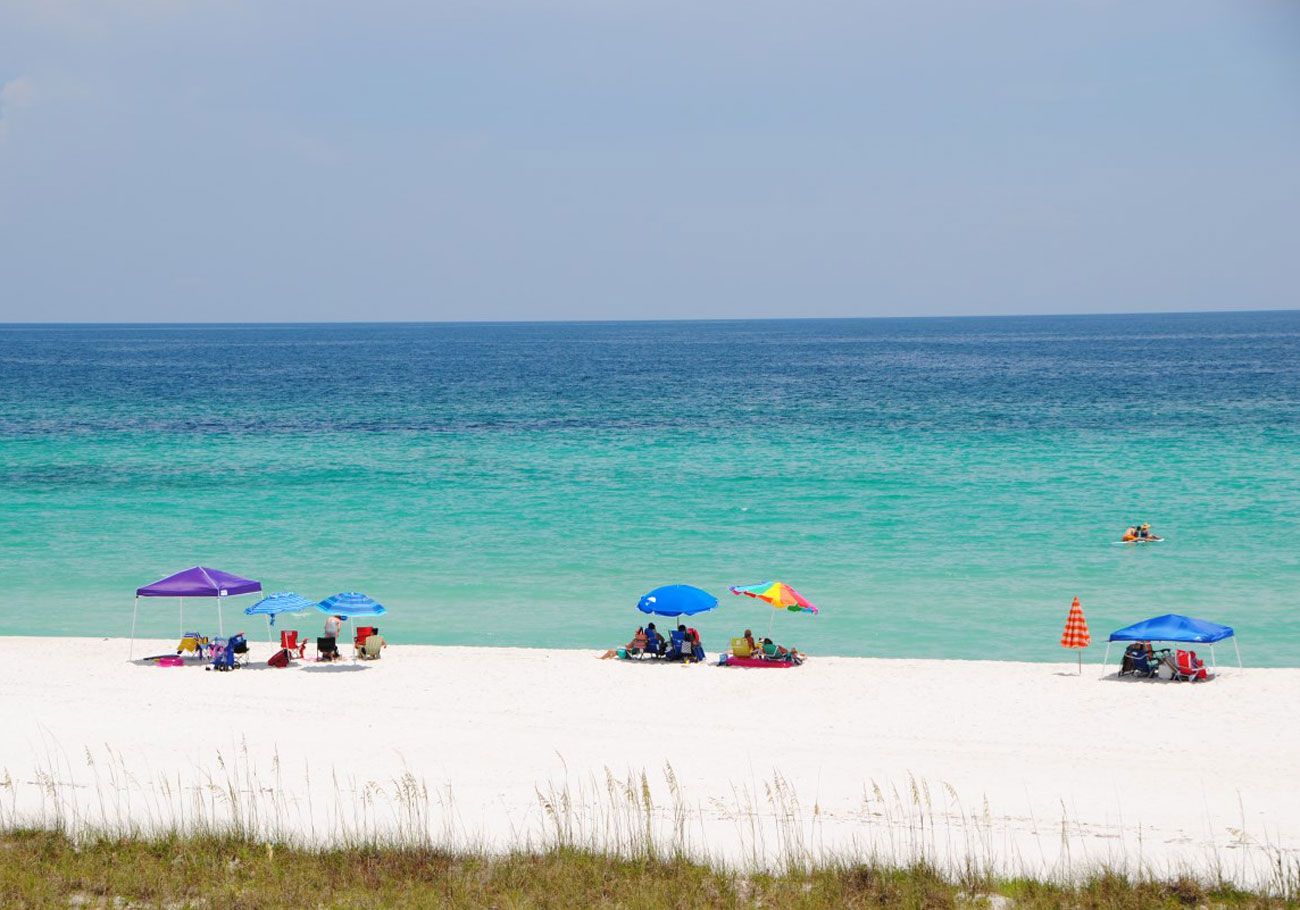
<box><xmin>0</xmin><ymin>829</ymin><xmax>1293</xmax><ymax>909</ymax></box>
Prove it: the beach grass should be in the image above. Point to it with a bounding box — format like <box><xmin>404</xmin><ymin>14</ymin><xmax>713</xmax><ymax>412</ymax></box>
<box><xmin>0</xmin><ymin>829</ymin><xmax>1292</xmax><ymax>909</ymax></box>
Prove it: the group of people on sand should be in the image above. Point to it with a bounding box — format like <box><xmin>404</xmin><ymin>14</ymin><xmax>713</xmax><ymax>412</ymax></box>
<box><xmin>598</xmin><ymin>622</ymin><xmax>706</xmax><ymax>661</ymax></box>
<box><xmin>736</xmin><ymin>628</ymin><xmax>802</xmax><ymax>663</ymax></box>
<box><xmin>599</xmin><ymin>624</ymin><xmax>800</xmax><ymax>664</ymax></box>
<box><xmin>1122</xmin><ymin>522</ymin><xmax>1160</xmax><ymax>541</ymax></box>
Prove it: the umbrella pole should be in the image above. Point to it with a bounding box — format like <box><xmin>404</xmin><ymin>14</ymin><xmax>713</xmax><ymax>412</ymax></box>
<box><xmin>1077</xmin><ymin>651</ymin><xmax>1082</xmax><ymax>675</ymax></box>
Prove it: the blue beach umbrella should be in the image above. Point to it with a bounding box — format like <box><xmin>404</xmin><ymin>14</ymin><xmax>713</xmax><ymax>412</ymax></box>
<box><xmin>244</xmin><ymin>591</ymin><xmax>318</xmax><ymax>638</ymax></box>
<box><xmin>246</xmin><ymin>591</ymin><xmax>318</xmax><ymax>622</ymax></box>
<box><xmin>316</xmin><ymin>592</ymin><xmax>388</xmax><ymax>619</ymax></box>
<box><xmin>637</xmin><ymin>585</ymin><xmax>718</xmax><ymax>618</ymax></box>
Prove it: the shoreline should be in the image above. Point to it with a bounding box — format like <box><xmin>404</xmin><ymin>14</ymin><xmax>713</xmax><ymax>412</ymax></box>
<box><xmin>3</xmin><ymin>637</ymin><xmax>1298</xmax><ymax>886</ymax></box>
<box><xmin>0</xmin><ymin>630</ymin><xmax>1274</xmax><ymax>670</ymax></box>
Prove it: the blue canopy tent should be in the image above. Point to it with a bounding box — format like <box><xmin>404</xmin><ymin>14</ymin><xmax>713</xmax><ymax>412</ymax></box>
<box><xmin>1104</xmin><ymin>613</ymin><xmax>1241</xmax><ymax>673</ymax></box>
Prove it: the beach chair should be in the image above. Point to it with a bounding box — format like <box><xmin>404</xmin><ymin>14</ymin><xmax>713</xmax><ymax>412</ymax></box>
<box><xmin>668</xmin><ymin>630</ymin><xmax>693</xmax><ymax>661</ymax></box>
<box><xmin>317</xmin><ymin>636</ymin><xmax>340</xmax><ymax>661</ymax></box>
<box><xmin>279</xmin><ymin>629</ymin><xmax>306</xmax><ymax>660</ymax></box>
<box><xmin>209</xmin><ymin>639</ymin><xmax>234</xmax><ymax>671</ymax></box>
<box><xmin>667</xmin><ymin>630</ymin><xmax>684</xmax><ymax>659</ymax></box>
<box><xmin>209</xmin><ymin>633</ymin><xmax>248</xmax><ymax>671</ymax></box>
<box><xmin>177</xmin><ymin>633</ymin><xmax>210</xmax><ymax>659</ymax></box>
<box><xmin>730</xmin><ymin>637</ymin><xmax>753</xmax><ymax>658</ymax></box>
<box><xmin>1120</xmin><ymin>644</ymin><xmax>1161</xmax><ymax>678</ymax></box>
<box><xmin>1170</xmin><ymin>649</ymin><xmax>1209</xmax><ymax>682</ymax></box>
<box><xmin>358</xmin><ymin>634</ymin><xmax>385</xmax><ymax>660</ymax></box>
<box><xmin>687</xmin><ymin>631</ymin><xmax>705</xmax><ymax>662</ymax></box>
<box><xmin>353</xmin><ymin>626</ymin><xmax>377</xmax><ymax>657</ymax></box>
<box><xmin>642</xmin><ymin>629</ymin><xmax>665</xmax><ymax>659</ymax></box>
<box><xmin>229</xmin><ymin>633</ymin><xmax>249</xmax><ymax>666</ymax></box>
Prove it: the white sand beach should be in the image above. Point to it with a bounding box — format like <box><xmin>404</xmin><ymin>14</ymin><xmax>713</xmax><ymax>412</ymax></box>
<box><xmin>3</xmin><ymin>637</ymin><xmax>1297</xmax><ymax>887</ymax></box>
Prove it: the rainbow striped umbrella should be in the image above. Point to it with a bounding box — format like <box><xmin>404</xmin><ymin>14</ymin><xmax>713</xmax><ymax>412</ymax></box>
<box><xmin>729</xmin><ymin>581</ymin><xmax>818</xmax><ymax>639</ymax></box>
<box><xmin>729</xmin><ymin>581</ymin><xmax>818</xmax><ymax>614</ymax></box>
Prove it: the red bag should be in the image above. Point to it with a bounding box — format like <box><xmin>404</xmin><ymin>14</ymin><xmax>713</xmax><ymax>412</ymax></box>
<box><xmin>267</xmin><ymin>648</ymin><xmax>290</xmax><ymax>669</ymax></box>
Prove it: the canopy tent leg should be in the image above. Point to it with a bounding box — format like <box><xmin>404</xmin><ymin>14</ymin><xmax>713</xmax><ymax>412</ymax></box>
<box><xmin>1102</xmin><ymin>641</ymin><xmax>1112</xmax><ymax>674</ymax></box>
<box><xmin>179</xmin><ymin>597</ymin><xmax>184</xmax><ymax>639</ymax></box>
<box><xmin>217</xmin><ymin>594</ymin><xmax>225</xmax><ymax>638</ymax></box>
<box><xmin>130</xmin><ymin>596</ymin><xmax>139</xmax><ymax>661</ymax></box>
<box><xmin>1234</xmin><ymin>637</ymin><xmax>1242</xmax><ymax>669</ymax></box>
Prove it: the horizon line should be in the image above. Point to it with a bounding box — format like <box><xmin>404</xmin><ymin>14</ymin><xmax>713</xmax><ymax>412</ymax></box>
<box><xmin>1</xmin><ymin>306</ymin><xmax>1297</xmax><ymax>328</ymax></box>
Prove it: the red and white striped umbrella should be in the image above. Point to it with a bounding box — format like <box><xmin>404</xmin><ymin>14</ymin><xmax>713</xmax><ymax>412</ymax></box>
<box><xmin>1060</xmin><ymin>596</ymin><xmax>1091</xmax><ymax>674</ymax></box>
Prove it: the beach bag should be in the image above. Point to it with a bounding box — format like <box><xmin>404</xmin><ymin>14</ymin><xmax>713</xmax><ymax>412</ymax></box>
<box><xmin>267</xmin><ymin>648</ymin><xmax>290</xmax><ymax>669</ymax></box>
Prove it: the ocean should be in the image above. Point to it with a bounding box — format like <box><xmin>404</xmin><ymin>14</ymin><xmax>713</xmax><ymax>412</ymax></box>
<box><xmin>1</xmin><ymin>313</ymin><xmax>1297</xmax><ymax>664</ymax></box>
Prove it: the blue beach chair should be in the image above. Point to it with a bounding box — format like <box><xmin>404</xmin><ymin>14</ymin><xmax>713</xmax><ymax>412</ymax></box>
<box><xmin>669</xmin><ymin>630</ymin><xmax>693</xmax><ymax>661</ymax></box>
<box><xmin>643</xmin><ymin>628</ymin><xmax>665</xmax><ymax>659</ymax></box>
<box><xmin>208</xmin><ymin>633</ymin><xmax>248</xmax><ymax>672</ymax></box>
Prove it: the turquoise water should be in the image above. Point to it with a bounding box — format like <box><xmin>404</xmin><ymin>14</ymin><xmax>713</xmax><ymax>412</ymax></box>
<box><xmin>1</xmin><ymin>314</ymin><xmax>1297</xmax><ymax>664</ymax></box>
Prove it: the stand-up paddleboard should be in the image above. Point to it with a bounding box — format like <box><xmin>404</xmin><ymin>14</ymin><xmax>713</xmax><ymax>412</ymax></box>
<box><xmin>1116</xmin><ymin>537</ymin><xmax>1164</xmax><ymax>544</ymax></box>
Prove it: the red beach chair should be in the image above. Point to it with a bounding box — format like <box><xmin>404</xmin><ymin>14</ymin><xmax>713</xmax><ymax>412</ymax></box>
<box><xmin>279</xmin><ymin>629</ymin><xmax>306</xmax><ymax>659</ymax></box>
<box><xmin>1173</xmin><ymin>649</ymin><xmax>1209</xmax><ymax>681</ymax></box>
<box><xmin>353</xmin><ymin>626</ymin><xmax>376</xmax><ymax>656</ymax></box>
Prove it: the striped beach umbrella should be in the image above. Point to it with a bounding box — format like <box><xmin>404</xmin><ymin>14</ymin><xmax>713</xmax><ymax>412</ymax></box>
<box><xmin>728</xmin><ymin>581</ymin><xmax>818</xmax><ymax>614</ymax></box>
<box><xmin>316</xmin><ymin>592</ymin><xmax>388</xmax><ymax>618</ymax></box>
<box><xmin>729</xmin><ymin>581</ymin><xmax>818</xmax><ymax>638</ymax></box>
<box><xmin>1060</xmin><ymin>596</ymin><xmax>1091</xmax><ymax>674</ymax></box>
<box><xmin>244</xmin><ymin>591</ymin><xmax>318</xmax><ymax>638</ymax></box>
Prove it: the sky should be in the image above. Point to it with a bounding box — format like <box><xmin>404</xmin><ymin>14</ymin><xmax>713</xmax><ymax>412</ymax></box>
<box><xmin>1</xmin><ymin>1</ymin><xmax>1298</xmax><ymax>322</ymax></box>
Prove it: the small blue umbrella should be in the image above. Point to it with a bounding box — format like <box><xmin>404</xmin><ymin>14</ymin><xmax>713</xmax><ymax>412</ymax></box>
<box><xmin>246</xmin><ymin>592</ymin><xmax>318</xmax><ymax>620</ymax></box>
<box><xmin>316</xmin><ymin>592</ymin><xmax>388</xmax><ymax>619</ymax></box>
<box><xmin>244</xmin><ymin>591</ymin><xmax>318</xmax><ymax>637</ymax></box>
<box><xmin>637</xmin><ymin>584</ymin><xmax>718</xmax><ymax>617</ymax></box>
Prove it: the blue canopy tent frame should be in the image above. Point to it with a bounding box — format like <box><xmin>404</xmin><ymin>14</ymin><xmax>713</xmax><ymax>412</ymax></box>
<box><xmin>1103</xmin><ymin>613</ymin><xmax>1241</xmax><ymax>675</ymax></box>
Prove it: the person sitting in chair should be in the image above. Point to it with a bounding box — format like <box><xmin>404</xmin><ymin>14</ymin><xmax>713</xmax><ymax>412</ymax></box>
<box><xmin>644</xmin><ymin>623</ymin><xmax>665</xmax><ymax>655</ymax></box>
<box><xmin>760</xmin><ymin>637</ymin><xmax>800</xmax><ymax>662</ymax></box>
<box><xmin>598</xmin><ymin>627</ymin><xmax>647</xmax><ymax>660</ymax></box>
<box><xmin>686</xmin><ymin>626</ymin><xmax>704</xmax><ymax>661</ymax></box>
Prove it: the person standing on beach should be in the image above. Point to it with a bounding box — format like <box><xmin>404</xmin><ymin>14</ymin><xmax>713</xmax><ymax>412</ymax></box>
<box><xmin>322</xmin><ymin>614</ymin><xmax>344</xmax><ymax>660</ymax></box>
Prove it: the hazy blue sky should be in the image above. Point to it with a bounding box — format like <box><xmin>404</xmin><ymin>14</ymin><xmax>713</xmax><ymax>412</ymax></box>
<box><xmin>1</xmin><ymin>1</ymin><xmax>1297</xmax><ymax>321</ymax></box>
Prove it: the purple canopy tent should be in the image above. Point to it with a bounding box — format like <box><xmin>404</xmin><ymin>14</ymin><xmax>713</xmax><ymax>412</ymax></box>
<box><xmin>130</xmin><ymin>566</ymin><xmax>262</xmax><ymax>659</ymax></box>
